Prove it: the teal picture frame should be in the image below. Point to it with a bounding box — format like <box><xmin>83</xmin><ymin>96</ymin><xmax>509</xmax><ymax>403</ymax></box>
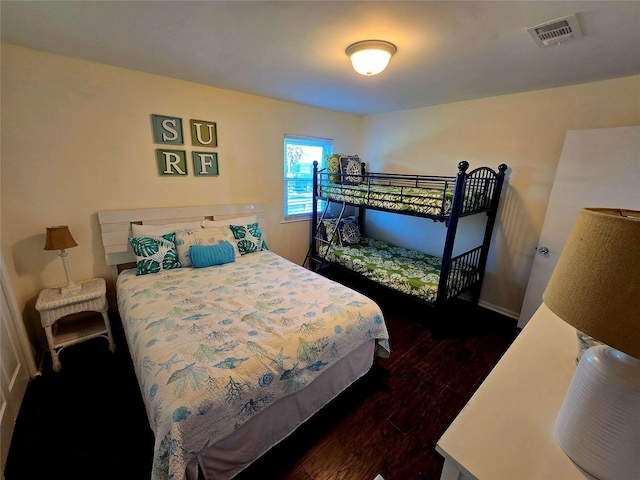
<box><xmin>190</xmin><ymin>119</ymin><xmax>217</xmax><ymax>148</ymax></box>
<box><xmin>152</xmin><ymin>114</ymin><xmax>184</xmax><ymax>145</ymax></box>
<box><xmin>156</xmin><ymin>149</ymin><xmax>188</xmax><ymax>176</ymax></box>
<box><xmin>192</xmin><ymin>152</ymin><xmax>219</xmax><ymax>176</ymax></box>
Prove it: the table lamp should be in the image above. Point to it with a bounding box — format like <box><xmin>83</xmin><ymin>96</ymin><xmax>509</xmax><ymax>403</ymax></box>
<box><xmin>44</xmin><ymin>225</ymin><xmax>81</xmax><ymax>294</ymax></box>
<box><xmin>542</xmin><ymin>208</ymin><xmax>640</xmax><ymax>480</ymax></box>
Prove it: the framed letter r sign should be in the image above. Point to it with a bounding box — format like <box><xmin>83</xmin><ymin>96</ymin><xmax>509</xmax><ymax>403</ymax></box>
<box><xmin>156</xmin><ymin>149</ymin><xmax>187</xmax><ymax>176</ymax></box>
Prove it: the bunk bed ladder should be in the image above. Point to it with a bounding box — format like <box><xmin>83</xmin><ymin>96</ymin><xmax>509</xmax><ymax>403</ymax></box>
<box><xmin>436</xmin><ymin>162</ymin><xmax>508</xmax><ymax>307</ymax></box>
<box><xmin>436</xmin><ymin>161</ymin><xmax>469</xmax><ymax>307</ymax></box>
<box><xmin>303</xmin><ymin>200</ymin><xmax>347</xmax><ymax>271</ymax></box>
<box><xmin>471</xmin><ymin>163</ymin><xmax>508</xmax><ymax>304</ymax></box>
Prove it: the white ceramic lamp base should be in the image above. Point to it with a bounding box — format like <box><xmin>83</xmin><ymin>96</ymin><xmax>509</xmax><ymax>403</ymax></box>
<box><xmin>59</xmin><ymin>249</ymin><xmax>81</xmax><ymax>295</ymax></box>
<box><xmin>555</xmin><ymin>345</ymin><xmax>640</xmax><ymax>480</ymax></box>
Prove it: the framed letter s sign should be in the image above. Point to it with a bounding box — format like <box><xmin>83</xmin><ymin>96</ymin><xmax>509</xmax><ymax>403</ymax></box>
<box><xmin>151</xmin><ymin>114</ymin><xmax>184</xmax><ymax>145</ymax></box>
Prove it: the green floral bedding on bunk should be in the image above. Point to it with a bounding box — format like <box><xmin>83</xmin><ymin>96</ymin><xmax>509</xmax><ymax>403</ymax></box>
<box><xmin>320</xmin><ymin>237</ymin><xmax>478</xmax><ymax>303</ymax></box>
<box><xmin>319</xmin><ymin>183</ymin><xmax>453</xmax><ymax>216</ymax></box>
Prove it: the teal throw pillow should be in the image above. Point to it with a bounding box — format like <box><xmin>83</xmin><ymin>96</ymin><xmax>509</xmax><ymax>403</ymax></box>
<box><xmin>175</xmin><ymin>227</ymin><xmax>239</xmax><ymax>267</ymax></box>
<box><xmin>189</xmin><ymin>241</ymin><xmax>235</xmax><ymax>268</ymax></box>
<box><xmin>229</xmin><ymin>222</ymin><xmax>267</xmax><ymax>255</ymax></box>
<box><xmin>128</xmin><ymin>233</ymin><xmax>181</xmax><ymax>275</ymax></box>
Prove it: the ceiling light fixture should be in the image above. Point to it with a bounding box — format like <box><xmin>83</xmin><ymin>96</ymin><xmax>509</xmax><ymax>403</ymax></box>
<box><xmin>346</xmin><ymin>40</ymin><xmax>397</xmax><ymax>76</ymax></box>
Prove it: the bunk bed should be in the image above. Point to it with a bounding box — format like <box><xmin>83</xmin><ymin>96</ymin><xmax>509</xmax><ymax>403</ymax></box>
<box><xmin>305</xmin><ymin>159</ymin><xmax>508</xmax><ymax>307</ymax></box>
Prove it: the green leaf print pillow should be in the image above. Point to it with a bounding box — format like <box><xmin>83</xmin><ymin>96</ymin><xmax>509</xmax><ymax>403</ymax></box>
<box><xmin>128</xmin><ymin>233</ymin><xmax>181</xmax><ymax>275</ymax></box>
<box><xmin>229</xmin><ymin>222</ymin><xmax>268</xmax><ymax>255</ymax></box>
<box><xmin>326</xmin><ymin>153</ymin><xmax>343</xmax><ymax>183</ymax></box>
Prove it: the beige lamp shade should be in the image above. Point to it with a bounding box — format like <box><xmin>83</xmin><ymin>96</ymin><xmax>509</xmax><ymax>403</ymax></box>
<box><xmin>542</xmin><ymin>208</ymin><xmax>640</xmax><ymax>359</ymax></box>
<box><xmin>44</xmin><ymin>225</ymin><xmax>78</xmax><ymax>251</ymax></box>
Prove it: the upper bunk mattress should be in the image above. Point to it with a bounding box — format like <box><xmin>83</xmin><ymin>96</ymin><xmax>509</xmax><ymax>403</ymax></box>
<box><xmin>319</xmin><ymin>182</ymin><xmax>453</xmax><ymax>216</ymax></box>
<box><xmin>116</xmin><ymin>250</ymin><xmax>389</xmax><ymax>480</ymax></box>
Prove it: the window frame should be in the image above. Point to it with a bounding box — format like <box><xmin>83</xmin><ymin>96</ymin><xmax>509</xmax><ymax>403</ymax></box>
<box><xmin>283</xmin><ymin>135</ymin><xmax>333</xmax><ymax>221</ymax></box>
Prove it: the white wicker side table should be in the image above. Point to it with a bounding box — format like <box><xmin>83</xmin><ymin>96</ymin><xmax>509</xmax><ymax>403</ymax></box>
<box><xmin>35</xmin><ymin>277</ymin><xmax>115</xmax><ymax>372</ymax></box>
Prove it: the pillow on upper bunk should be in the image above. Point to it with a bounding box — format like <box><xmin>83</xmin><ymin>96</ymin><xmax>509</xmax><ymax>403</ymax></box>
<box><xmin>174</xmin><ymin>227</ymin><xmax>240</xmax><ymax>267</ymax></box>
<box><xmin>326</xmin><ymin>154</ymin><xmax>342</xmax><ymax>183</ymax></box>
<box><xmin>189</xmin><ymin>241</ymin><xmax>235</xmax><ymax>268</ymax></box>
<box><xmin>128</xmin><ymin>233</ymin><xmax>181</xmax><ymax>275</ymax></box>
<box><xmin>131</xmin><ymin>222</ymin><xmax>202</xmax><ymax>237</ymax></box>
<box><xmin>339</xmin><ymin>156</ymin><xmax>363</xmax><ymax>185</ymax></box>
<box><xmin>229</xmin><ymin>221</ymin><xmax>268</xmax><ymax>255</ymax></box>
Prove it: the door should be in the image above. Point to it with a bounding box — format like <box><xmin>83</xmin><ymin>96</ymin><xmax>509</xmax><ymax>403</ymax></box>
<box><xmin>519</xmin><ymin>126</ymin><xmax>640</xmax><ymax>328</ymax></box>
<box><xmin>1</xmin><ymin>257</ymin><xmax>36</xmax><ymax>477</ymax></box>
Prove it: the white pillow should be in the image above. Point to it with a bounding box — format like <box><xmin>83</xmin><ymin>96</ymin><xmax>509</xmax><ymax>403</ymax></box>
<box><xmin>201</xmin><ymin>215</ymin><xmax>257</xmax><ymax>228</ymax></box>
<box><xmin>174</xmin><ymin>226</ymin><xmax>240</xmax><ymax>267</ymax></box>
<box><xmin>131</xmin><ymin>222</ymin><xmax>202</xmax><ymax>237</ymax></box>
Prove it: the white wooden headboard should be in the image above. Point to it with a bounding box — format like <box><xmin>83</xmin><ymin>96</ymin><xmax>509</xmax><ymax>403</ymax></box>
<box><xmin>98</xmin><ymin>204</ymin><xmax>266</xmax><ymax>281</ymax></box>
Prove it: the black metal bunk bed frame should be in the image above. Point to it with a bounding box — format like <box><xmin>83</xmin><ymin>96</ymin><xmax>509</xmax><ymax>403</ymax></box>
<box><xmin>304</xmin><ymin>160</ymin><xmax>508</xmax><ymax>307</ymax></box>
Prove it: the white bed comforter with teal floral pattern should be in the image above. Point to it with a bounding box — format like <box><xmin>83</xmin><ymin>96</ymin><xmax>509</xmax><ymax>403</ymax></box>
<box><xmin>116</xmin><ymin>250</ymin><xmax>389</xmax><ymax>480</ymax></box>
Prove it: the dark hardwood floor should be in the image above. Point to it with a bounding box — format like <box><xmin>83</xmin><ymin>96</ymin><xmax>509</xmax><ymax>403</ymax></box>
<box><xmin>5</xmin><ymin>270</ymin><xmax>520</xmax><ymax>480</ymax></box>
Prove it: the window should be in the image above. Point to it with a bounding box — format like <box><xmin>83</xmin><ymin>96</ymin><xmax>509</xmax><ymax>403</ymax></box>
<box><xmin>284</xmin><ymin>135</ymin><xmax>332</xmax><ymax>219</ymax></box>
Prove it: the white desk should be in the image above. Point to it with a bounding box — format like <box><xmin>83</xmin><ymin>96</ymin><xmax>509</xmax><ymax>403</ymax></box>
<box><xmin>436</xmin><ymin>304</ymin><xmax>595</xmax><ymax>480</ymax></box>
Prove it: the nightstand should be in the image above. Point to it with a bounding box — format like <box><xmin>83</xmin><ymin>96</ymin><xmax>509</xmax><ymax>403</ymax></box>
<box><xmin>35</xmin><ymin>277</ymin><xmax>115</xmax><ymax>372</ymax></box>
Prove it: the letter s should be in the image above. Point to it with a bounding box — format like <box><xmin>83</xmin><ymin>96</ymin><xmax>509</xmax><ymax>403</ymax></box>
<box><xmin>162</xmin><ymin>119</ymin><xmax>179</xmax><ymax>141</ymax></box>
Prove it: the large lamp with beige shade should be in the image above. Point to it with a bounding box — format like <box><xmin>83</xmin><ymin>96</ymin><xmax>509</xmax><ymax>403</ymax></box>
<box><xmin>542</xmin><ymin>207</ymin><xmax>640</xmax><ymax>479</ymax></box>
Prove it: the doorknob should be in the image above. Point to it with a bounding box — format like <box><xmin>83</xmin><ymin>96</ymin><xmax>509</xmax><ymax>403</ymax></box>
<box><xmin>538</xmin><ymin>246</ymin><xmax>549</xmax><ymax>255</ymax></box>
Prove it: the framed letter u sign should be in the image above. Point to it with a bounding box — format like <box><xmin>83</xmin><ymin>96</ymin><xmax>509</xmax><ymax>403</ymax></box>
<box><xmin>191</xmin><ymin>119</ymin><xmax>217</xmax><ymax>148</ymax></box>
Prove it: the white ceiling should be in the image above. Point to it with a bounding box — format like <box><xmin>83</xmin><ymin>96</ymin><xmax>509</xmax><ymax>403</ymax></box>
<box><xmin>2</xmin><ymin>1</ymin><xmax>640</xmax><ymax>116</ymax></box>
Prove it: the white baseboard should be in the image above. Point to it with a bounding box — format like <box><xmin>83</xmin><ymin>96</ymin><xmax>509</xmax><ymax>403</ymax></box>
<box><xmin>457</xmin><ymin>292</ymin><xmax>520</xmax><ymax>321</ymax></box>
<box><xmin>477</xmin><ymin>299</ymin><xmax>519</xmax><ymax>321</ymax></box>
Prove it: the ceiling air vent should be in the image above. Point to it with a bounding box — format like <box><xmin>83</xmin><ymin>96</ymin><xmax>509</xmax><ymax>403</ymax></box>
<box><xmin>527</xmin><ymin>14</ymin><xmax>582</xmax><ymax>47</ymax></box>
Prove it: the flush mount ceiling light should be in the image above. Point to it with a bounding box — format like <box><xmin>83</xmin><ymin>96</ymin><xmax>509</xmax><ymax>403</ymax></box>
<box><xmin>346</xmin><ymin>40</ymin><xmax>397</xmax><ymax>76</ymax></box>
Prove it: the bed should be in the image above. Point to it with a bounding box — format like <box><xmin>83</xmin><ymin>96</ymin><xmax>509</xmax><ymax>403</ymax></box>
<box><xmin>307</xmin><ymin>160</ymin><xmax>508</xmax><ymax>307</ymax></box>
<box><xmin>98</xmin><ymin>204</ymin><xmax>390</xmax><ymax>480</ymax></box>
<box><xmin>319</xmin><ymin>237</ymin><xmax>480</xmax><ymax>303</ymax></box>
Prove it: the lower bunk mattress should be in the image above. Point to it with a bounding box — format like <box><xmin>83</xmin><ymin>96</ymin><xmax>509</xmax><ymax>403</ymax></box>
<box><xmin>116</xmin><ymin>250</ymin><xmax>389</xmax><ymax>480</ymax></box>
<box><xmin>319</xmin><ymin>237</ymin><xmax>479</xmax><ymax>303</ymax></box>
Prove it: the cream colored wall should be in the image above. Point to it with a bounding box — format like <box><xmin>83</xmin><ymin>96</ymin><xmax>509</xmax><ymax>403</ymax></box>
<box><xmin>1</xmin><ymin>45</ymin><xmax>361</xmax><ymax>347</ymax></box>
<box><xmin>360</xmin><ymin>76</ymin><xmax>640</xmax><ymax>317</ymax></box>
<box><xmin>3</xmin><ymin>44</ymin><xmax>639</xmax><ymax>349</ymax></box>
